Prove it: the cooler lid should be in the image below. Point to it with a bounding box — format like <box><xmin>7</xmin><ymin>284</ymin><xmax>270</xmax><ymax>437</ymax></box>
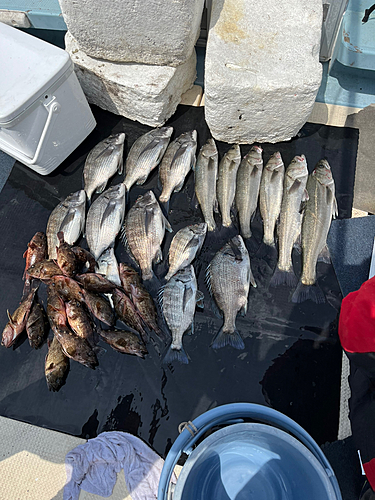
<box><xmin>0</xmin><ymin>22</ymin><xmax>72</xmax><ymax>124</ymax></box>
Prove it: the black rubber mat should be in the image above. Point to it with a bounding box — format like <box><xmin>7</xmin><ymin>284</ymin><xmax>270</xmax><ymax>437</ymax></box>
<box><xmin>0</xmin><ymin>104</ymin><xmax>358</xmax><ymax>453</ymax></box>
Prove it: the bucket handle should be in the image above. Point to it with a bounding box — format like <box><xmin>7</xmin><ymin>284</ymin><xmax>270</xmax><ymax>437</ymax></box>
<box><xmin>157</xmin><ymin>403</ymin><xmax>342</xmax><ymax>500</ymax></box>
<box><xmin>3</xmin><ymin>97</ymin><xmax>61</xmax><ymax>166</ymax></box>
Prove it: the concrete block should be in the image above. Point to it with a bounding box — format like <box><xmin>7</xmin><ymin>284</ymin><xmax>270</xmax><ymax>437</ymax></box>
<box><xmin>204</xmin><ymin>0</ymin><xmax>323</xmax><ymax>144</ymax></box>
<box><xmin>59</xmin><ymin>0</ymin><xmax>205</xmax><ymax>67</ymax></box>
<box><xmin>65</xmin><ymin>33</ymin><xmax>196</xmax><ymax>128</ymax></box>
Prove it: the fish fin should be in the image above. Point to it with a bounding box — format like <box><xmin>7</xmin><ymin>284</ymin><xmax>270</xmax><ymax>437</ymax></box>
<box><xmin>249</xmin><ymin>266</ymin><xmax>257</xmax><ymax>288</ymax></box>
<box><xmin>174</xmin><ymin>179</ymin><xmax>185</xmax><ymax>193</ymax></box>
<box><xmin>60</xmin><ymin>209</ymin><xmax>76</xmax><ymax>230</ymax></box>
<box><xmin>101</xmin><ymin>200</ymin><xmax>117</xmax><ymax>226</ymax></box>
<box><xmin>154</xmin><ymin>247</ymin><xmax>163</xmax><ymax>264</ymax></box>
<box><xmin>163</xmin><ymin>214</ymin><xmax>173</xmax><ymax>233</ymax></box>
<box><xmin>136</xmin><ymin>174</ymin><xmax>149</xmax><ymax>186</ymax></box>
<box><xmin>269</xmin><ymin>265</ymin><xmax>298</xmax><ymax>287</ymax></box>
<box><xmin>6</xmin><ymin>310</ymin><xmax>15</xmax><ymax>326</ymax></box>
<box><xmin>211</xmin><ymin>327</ymin><xmax>244</xmax><ymax>350</ymax></box>
<box><xmin>318</xmin><ymin>244</ymin><xmax>331</xmax><ymax>264</ymax></box>
<box><xmin>119</xmin><ymin>225</ymin><xmax>139</xmax><ymax>267</ymax></box>
<box><xmin>162</xmin><ymin>343</ymin><xmax>189</xmax><ymax>365</ymax></box>
<box><xmin>157</xmin><ymin>174</ymin><xmax>163</xmax><ymax>192</ymax></box>
<box><xmin>157</xmin><ymin>285</ymin><xmax>165</xmax><ymax>310</ymax></box>
<box><xmin>205</xmin><ymin>264</ymin><xmax>213</xmax><ymax>297</ymax></box>
<box><xmin>191</xmin><ymin>155</ymin><xmax>196</xmax><ymax>172</ymax></box>
<box><xmin>95</xmin><ymin>182</ymin><xmax>107</xmax><ymax>194</ymax></box>
<box><xmin>333</xmin><ymin>197</ymin><xmax>339</xmax><ymax>219</ymax></box>
<box><xmin>182</xmin><ymin>286</ymin><xmax>194</xmax><ymax>312</ymax></box>
<box><xmin>124</xmin><ymin>185</ymin><xmax>130</xmax><ymax>206</ymax></box>
<box><xmin>190</xmin><ymin>321</ymin><xmax>195</xmax><ymax>335</ymax></box>
<box><xmin>117</xmin><ymin>148</ymin><xmax>124</xmax><ymax>175</ymax></box>
<box><xmin>191</xmin><ymin>191</ymin><xmax>199</xmax><ymax>210</ymax></box>
<box><xmin>291</xmin><ymin>281</ymin><xmax>326</xmax><ymax>304</ymax></box>
<box><xmin>171</xmin><ymin>144</ymin><xmax>188</xmax><ymax>166</ymax></box>
<box><xmin>288</xmin><ymin>179</ymin><xmax>302</xmax><ymax>195</ymax></box>
<box><xmin>182</xmin><ymin>235</ymin><xmax>201</xmax><ymax>255</ymax></box>
<box><xmin>271</xmin><ymin>169</ymin><xmax>281</xmax><ymax>182</ymax></box>
<box><xmin>240</xmin><ymin>302</ymin><xmax>247</xmax><ymax>317</ymax></box>
<box><xmin>196</xmin><ymin>290</ymin><xmax>204</xmax><ymax>309</ymax></box>
<box><xmin>160</xmin><ymin>200</ymin><xmax>170</xmax><ymax>217</ymax></box>
<box><xmin>210</xmin><ymin>298</ymin><xmax>223</xmax><ymax>319</ymax></box>
<box><xmin>213</xmin><ymin>198</ymin><xmax>219</xmax><ymax>214</ymax></box>
<box><xmin>145</xmin><ymin>207</ymin><xmax>153</xmax><ymax>236</ymax></box>
<box><xmin>293</xmin><ymin>233</ymin><xmax>302</xmax><ymax>253</ymax></box>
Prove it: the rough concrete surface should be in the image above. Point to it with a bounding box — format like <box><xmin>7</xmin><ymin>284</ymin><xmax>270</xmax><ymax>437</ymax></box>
<box><xmin>59</xmin><ymin>0</ymin><xmax>204</xmax><ymax>67</ymax></box>
<box><xmin>65</xmin><ymin>33</ymin><xmax>197</xmax><ymax>127</ymax></box>
<box><xmin>204</xmin><ymin>0</ymin><xmax>323</xmax><ymax>144</ymax></box>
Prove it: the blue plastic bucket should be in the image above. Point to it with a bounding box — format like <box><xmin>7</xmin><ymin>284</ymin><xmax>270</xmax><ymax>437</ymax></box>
<box><xmin>158</xmin><ymin>403</ymin><xmax>342</xmax><ymax>500</ymax></box>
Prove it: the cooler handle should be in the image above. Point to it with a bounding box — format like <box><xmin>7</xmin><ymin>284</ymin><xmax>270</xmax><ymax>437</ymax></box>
<box><xmin>10</xmin><ymin>97</ymin><xmax>61</xmax><ymax>165</ymax></box>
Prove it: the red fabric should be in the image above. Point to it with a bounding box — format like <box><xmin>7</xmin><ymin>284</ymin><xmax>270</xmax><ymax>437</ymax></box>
<box><xmin>364</xmin><ymin>458</ymin><xmax>375</xmax><ymax>491</ymax></box>
<box><xmin>338</xmin><ymin>276</ymin><xmax>375</xmax><ymax>353</ymax></box>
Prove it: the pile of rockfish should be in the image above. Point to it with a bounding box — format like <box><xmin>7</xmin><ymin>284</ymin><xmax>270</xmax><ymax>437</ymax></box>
<box><xmin>1</xmin><ymin>127</ymin><xmax>338</xmax><ymax>378</ymax></box>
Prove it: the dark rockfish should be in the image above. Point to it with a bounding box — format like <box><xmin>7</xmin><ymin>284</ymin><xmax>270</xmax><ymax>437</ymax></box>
<box><xmin>45</xmin><ymin>336</ymin><xmax>70</xmax><ymax>392</ymax></box>
<box><xmin>66</xmin><ymin>299</ymin><xmax>95</xmax><ymax>346</ymax></box>
<box><xmin>81</xmin><ymin>289</ymin><xmax>115</xmax><ymax>326</ymax></box>
<box><xmin>71</xmin><ymin>246</ymin><xmax>96</xmax><ymax>273</ymax></box>
<box><xmin>50</xmin><ymin>275</ymin><xmax>85</xmax><ymax>303</ymax></box>
<box><xmin>99</xmin><ymin>328</ymin><xmax>148</xmax><ymax>358</ymax></box>
<box><xmin>235</xmin><ymin>145</ymin><xmax>263</xmax><ymax>239</ymax></box>
<box><xmin>27</xmin><ymin>260</ymin><xmax>62</xmax><ymax>281</ymax></box>
<box><xmin>56</xmin><ymin>231</ymin><xmax>78</xmax><ymax>277</ymax></box>
<box><xmin>26</xmin><ymin>300</ymin><xmax>48</xmax><ymax>349</ymax></box>
<box><xmin>112</xmin><ymin>288</ymin><xmax>148</xmax><ymax>341</ymax></box>
<box><xmin>23</xmin><ymin>231</ymin><xmax>47</xmax><ymax>296</ymax></box>
<box><xmin>2</xmin><ymin>288</ymin><xmax>37</xmax><ymax>348</ymax></box>
<box><xmin>292</xmin><ymin>159</ymin><xmax>338</xmax><ymax>304</ymax></box>
<box><xmin>119</xmin><ymin>264</ymin><xmax>162</xmax><ymax>337</ymax></box>
<box><xmin>47</xmin><ymin>286</ymin><xmax>98</xmax><ymax>369</ymax></box>
<box><xmin>75</xmin><ymin>273</ymin><xmax>117</xmax><ymax>293</ymax></box>
<box><xmin>206</xmin><ymin>235</ymin><xmax>256</xmax><ymax>350</ymax></box>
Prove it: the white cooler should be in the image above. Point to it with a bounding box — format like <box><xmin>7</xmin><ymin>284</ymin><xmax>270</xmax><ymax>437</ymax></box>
<box><xmin>0</xmin><ymin>22</ymin><xmax>96</xmax><ymax>175</ymax></box>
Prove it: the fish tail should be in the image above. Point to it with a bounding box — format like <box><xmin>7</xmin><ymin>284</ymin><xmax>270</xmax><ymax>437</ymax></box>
<box><xmin>270</xmin><ymin>265</ymin><xmax>298</xmax><ymax>288</ymax></box>
<box><xmin>162</xmin><ymin>344</ymin><xmax>189</xmax><ymax>365</ymax></box>
<box><xmin>159</xmin><ymin>199</ymin><xmax>170</xmax><ymax>218</ymax></box>
<box><xmin>291</xmin><ymin>281</ymin><xmax>326</xmax><ymax>304</ymax></box>
<box><xmin>211</xmin><ymin>327</ymin><xmax>245</xmax><ymax>350</ymax></box>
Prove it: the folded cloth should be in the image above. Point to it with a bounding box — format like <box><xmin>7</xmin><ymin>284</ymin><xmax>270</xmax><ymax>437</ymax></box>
<box><xmin>63</xmin><ymin>431</ymin><xmax>175</xmax><ymax>500</ymax></box>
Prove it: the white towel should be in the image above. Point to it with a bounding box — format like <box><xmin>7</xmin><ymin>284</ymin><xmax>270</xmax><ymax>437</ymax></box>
<box><xmin>63</xmin><ymin>431</ymin><xmax>175</xmax><ymax>500</ymax></box>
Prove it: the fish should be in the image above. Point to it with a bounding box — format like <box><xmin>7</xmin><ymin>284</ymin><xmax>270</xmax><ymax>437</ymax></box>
<box><xmin>259</xmin><ymin>152</ymin><xmax>285</xmax><ymax>246</ymax></box>
<box><xmin>56</xmin><ymin>231</ymin><xmax>78</xmax><ymax>277</ymax></box>
<box><xmin>75</xmin><ymin>273</ymin><xmax>117</xmax><ymax>293</ymax></box>
<box><xmin>235</xmin><ymin>145</ymin><xmax>263</xmax><ymax>239</ymax></box>
<box><xmin>165</xmin><ymin>222</ymin><xmax>207</xmax><ymax>281</ymax></box>
<box><xmin>194</xmin><ymin>138</ymin><xmax>219</xmax><ymax>232</ymax></box>
<box><xmin>85</xmin><ymin>183</ymin><xmax>126</xmax><ymax>261</ymax></box>
<box><xmin>291</xmin><ymin>159</ymin><xmax>338</xmax><ymax>304</ymax></box>
<box><xmin>123</xmin><ymin>127</ymin><xmax>173</xmax><ymax>193</ymax></box>
<box><xmin>159</xmin><ymin>130</ymin><xmax>197</xmax><ymax>209</ymax></box>
<box><xmin>46</xmin><ymin>285</ymin><xmax>98</xmax><ymax>369</ymax></box>
<box><xmin>22</xmin><ymin>232</ymin><xmax>47</xmax><ymax>296</ymax></box>
<box><xmin>50</xmin><ymin>275</ymin><xmax>85</xmax><ymax>303</ymax></box>
<box><xmin>270</xmin><ymin>155</ymin><xmax>309</xmax><ymax>287</ymax></box>
<box><xmin>71</xmin><ymin>246</ymin><xmax>97</xmax><ymax>273</ymax></box>
<box><xmin>2</xmin><ymin>288</ymin><xmax>37</xmax><ymax>348</ymax></box>
<box><xmin>112</xmin><ymin>288</ymin><xmax>148</xmax><ymax>342</ymax></box>
<box><xmin>217</xmin><ymin>144</ymin><xmax>241</xmax><ymax>227</ymax></box>
<box><xmin>26</xmin><ymin>300</ymin><xmax>48</xmax><ymax>349</ymax></box>
<box><xmin>46</xmin><ymin>190</ymin><xmax>86</xmax><ymax>259</ymax></box>
<box><xmin>45</xmin><ymin>336</ymin><xmax>70</xmax><ymax>392</ymax></box>
<box><xmin>96</xmin><ymin>248</ymin><xmax>121</xmax><ymax>286</ymax></box>
<box><xmin>66</xmin><ymin>299</ymin><xmax>94</xmax><ymax>344</ymax></box>
<box><xmin>27</xmin><ymin>260</ymin><xmax>62</xmax><ymax>281</ymax></box>
<box><xmin>119</xmin><ymin>263</ymin><xmax>163</xmax><ymax>338</ymax></box>
<box><xmin>206</xmin><ymin>235</ymin><xmax>256</xmax><ymax>350</ymax></box>
<box><xmin>98</xmin><ymin>328</ymin><xmax>148</xmax><ymax>358</ymax></box>
<box><xmin>83</xmin><ymin>133</ymin><xmax>125</xmax><ymax>202</ymax></box>
<box><xmin>81</xmin><ymin>289</ymin><xmax>115</xmax><ymax>326</ymax></box>
<box><xmin>120</xmin><ymin>190</ymin><xmax>172</xmax><ymax>281</ymax></box>
<box><xmin>159</xmin><ymin>265</ymin><xmax>203</xmax><ymax>364</ymax></box>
